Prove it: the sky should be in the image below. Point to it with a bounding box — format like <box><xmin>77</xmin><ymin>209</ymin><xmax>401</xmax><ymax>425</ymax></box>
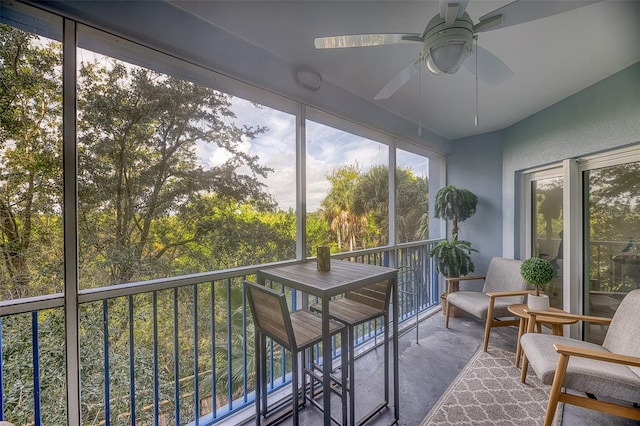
<box><xmin>75</xmin><ymin>46</ymin><xmax>428</xmax><ymax>212</ymax></box>
<box><xmin>196</xmin><ymin>96</ymin><xmax>429</xmax><ymax>212</ymax></box>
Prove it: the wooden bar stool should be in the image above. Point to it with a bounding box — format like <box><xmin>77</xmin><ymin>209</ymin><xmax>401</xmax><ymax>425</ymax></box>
<box><xmin>312</xmin><ymin>280</ymin><xmax>392</xmax><ymax>426</ymax></box>
<box><xmin>244</xmin><ymin>280</ymin><xmax>348</xmax><ymax>426</ymax></box>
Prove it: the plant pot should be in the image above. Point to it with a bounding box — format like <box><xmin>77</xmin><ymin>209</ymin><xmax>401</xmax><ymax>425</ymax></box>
<box><xmin>527</xmin><ymin>294</ymin><xmax>550</xmax><ymax>311</ymax></box>
<box><xmin>440</xmin><ymin>292</ymin><xmax>460</xmax><ymax>317</ymax></box>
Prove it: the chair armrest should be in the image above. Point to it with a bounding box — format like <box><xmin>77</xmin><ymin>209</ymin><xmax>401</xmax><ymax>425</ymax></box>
<box><xmin>526</xmin><ymin>309</ymin><xmax>613</xmax><ymax>325</ymax></box>
<box><xmin>445</xmin><ymin>276</ymin><xmax>485</xmax><ymax>293</ymax></box>
<box><xmin>553</xmin><ymin>344</ymin><xmax>640</xmax><ymax>368</ymax></box>
<box><xmin>486</xmin><ymin>290</ymin><xmax>535</xmax><ymax>298</ymax></box>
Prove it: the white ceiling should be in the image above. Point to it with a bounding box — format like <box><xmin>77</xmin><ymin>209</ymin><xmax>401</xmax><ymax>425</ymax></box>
<box><xmin>169</xmin><ymin>0</ymin><xmax>640</xmax><ymax>140</ymax></box>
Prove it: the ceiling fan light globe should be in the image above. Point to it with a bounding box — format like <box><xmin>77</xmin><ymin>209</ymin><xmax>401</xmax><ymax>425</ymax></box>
<box><xmin>422</xmin><ymin>12</ymin><xmax>474</xmax><ymax>75</ymax></box>
<box><xmin>429</xmin><ymin>42</ymin><xmax>468</xmax><ymax>74</ymax></box>
<box><xmin>425</xmin><ymin>56</ymin><xmax>443</xmax><ymax>75</ymax></box>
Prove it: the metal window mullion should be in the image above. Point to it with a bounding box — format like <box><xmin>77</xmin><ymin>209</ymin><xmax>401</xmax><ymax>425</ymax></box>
<box><xmin>296</xmin><ymin>103</ymin><xmax>306</xmax><ymax>262</ymax></box>
<box><xmin>389</xmin><ymin>145</ymin><xmax>397</xmax><ymax>248</ymax></box>
<box><xmin>62</xmin><ymin>17</ymin><xmax>81</xmax><ymax>426</ymax></box>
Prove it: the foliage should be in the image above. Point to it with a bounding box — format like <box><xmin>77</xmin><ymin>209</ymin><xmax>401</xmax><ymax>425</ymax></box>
<box><xmin>76</xmin><ymin>58</ymin><xmax>274</xmax><ymax>286</ymax></box>
<box><xmin>434</xmin><ymin>185</ymin><xmax>478</xmax><ymax>238</ymax></box>
<box><xmin>320</xmin><ymin>165</ymin><xmax>368</xmax><ymax>252</ymax></box>
<box><xmin>0</xmin><ymin>25</ymin><xmax>64</xmax><ymax>299</ymax></box>
<box><xmin>353</xmin><ymin>164</ymin><xmax>429</xmax><ymax>244</ymax></box>
<box><xmin>0</xmin><ymin>21</ymin><xmax>430</xmax><ymax>426</ymax></box>
<box><xmin>432</xmin><ymin>185</ymin><xmax>478</xmax><ymax>277</ymax></box>
<box><xmin>430</xmin><ymin>237</ymin><xmax>477</xmax><ymax>278</ymax></box>
<box><xmin>587</xmin><ymin>163</ymin><xmax>640</xmax><ymax>292</ymax></box>
<box><xmin>321</xmin><ymin>164</ymin><xmax>429</xmax><ymax>251</ymax></box>
<box><xmin>306</xmin><ymin>212</ymin><xmax>332</xmax><ymax>256</ymax></box>
<box><xmin>520</xmin><ymin>257</ymin><xmax>554</xmax><ymax>296</ymax></box>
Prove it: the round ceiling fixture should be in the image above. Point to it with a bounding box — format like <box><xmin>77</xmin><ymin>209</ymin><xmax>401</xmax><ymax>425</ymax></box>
<box><xmin>294</xmin><ymin>68</ymin><xmax>323</xmax><ymax>91</ymax></box>
<box><xmin>422</xmin><ymin>13</ymin><xmax>474</xmax><ymax>75</ymax></box>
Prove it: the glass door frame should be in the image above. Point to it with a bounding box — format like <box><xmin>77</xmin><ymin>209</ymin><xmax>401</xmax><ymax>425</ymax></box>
<box><xmin>523</xmin><ymin>147</ymin><xmax>640</xmax><ymax>340</ymax></box>
<box><xmin>523</xmin><ymin>160</ymin><xmax>581</xmax><ymax>337</ymax></box>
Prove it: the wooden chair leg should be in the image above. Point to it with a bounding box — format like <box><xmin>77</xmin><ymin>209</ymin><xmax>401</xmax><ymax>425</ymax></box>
<box><xmin>515</xmin><ymin>318</ymin><xmax>525</xmax><ymax>367</ymax></box>
<box><xmin>482</xmin><ymin>298</ymin><xmax>495</xmax><ymax>351</ymax></box>
<box><xmin>544</xmin><ymin>353</ymin><xmax>569</xmax><ymax>426</ymax></box>
<box><xmin>520</xmin><ymin>353</ymin><xmax>529</xmax><ymax>383</ymax></box>
<box><xmin>445</xmin><ymin>296</ymin><xmax>451</xmax><ymax>328</ymax></box>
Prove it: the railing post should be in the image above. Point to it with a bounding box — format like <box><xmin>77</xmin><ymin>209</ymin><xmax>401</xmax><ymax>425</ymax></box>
<box><xmin>32</xmin><ymin>312</ymin><xmax>41</xmax><ymax>426</ymax></box>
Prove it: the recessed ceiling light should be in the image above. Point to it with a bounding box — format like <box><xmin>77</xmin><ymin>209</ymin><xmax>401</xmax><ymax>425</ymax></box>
<box><xmin>294</xmin><ymin>68</ymin><xmax>322</xmax><ymax>91</ymax></box>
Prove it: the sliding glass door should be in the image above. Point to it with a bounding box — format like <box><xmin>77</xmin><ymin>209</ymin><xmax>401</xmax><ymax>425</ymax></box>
<box><xmin>524</xmin><ymin>148</ymin><xmax>640</xmax><ymax>344</ymax></box>
<box><xmin>527</xmin><ymin>170</ymin><xmax>564</xmax><ymax>309</ymax></box>
<box><xmin>583</xmin><ymin>160</ymin><xmax>640</xmax><ymax>343</ymax></box>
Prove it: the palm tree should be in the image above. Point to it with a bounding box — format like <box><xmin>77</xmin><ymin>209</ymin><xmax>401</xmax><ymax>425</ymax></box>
<box><xmin>321</xmin><ymin>165</ymin><xmax>367</xmax><ymax>251</ymax></box>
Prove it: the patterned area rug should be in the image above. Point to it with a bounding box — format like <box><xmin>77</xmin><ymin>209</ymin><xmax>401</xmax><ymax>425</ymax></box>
<box><xmin>420</xmin><ymin>348</ymin><xmax>562</xmax><ymax>425</ymax></box>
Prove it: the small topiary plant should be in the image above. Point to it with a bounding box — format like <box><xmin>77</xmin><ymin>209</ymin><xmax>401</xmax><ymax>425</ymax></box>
<box><xmin>520</xmin><ymin>257</ymin><xmax>554</xmax><ymax>296</ymax></box>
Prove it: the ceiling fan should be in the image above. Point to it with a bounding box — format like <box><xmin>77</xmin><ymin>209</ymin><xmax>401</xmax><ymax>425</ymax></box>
<box><xmin>315</xmin><ymin>0</ymin><xmax>600</xmax><ymax>100</ymax></box>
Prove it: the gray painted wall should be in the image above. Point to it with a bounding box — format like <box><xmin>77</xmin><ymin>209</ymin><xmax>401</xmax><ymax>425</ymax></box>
<box><xmin>448</xmin><ymin>61</ymin><xmax>640</xmax><ymax>276</ymax></box>
<box><xmin>502</xmin><ymin>61</ymin><xmax>640</xmax><ymax>257</ymax></box>
<box><xmin>446</xmin><ymin>131</ymin><xmax>504</xmax><ymax>277</ymax></box>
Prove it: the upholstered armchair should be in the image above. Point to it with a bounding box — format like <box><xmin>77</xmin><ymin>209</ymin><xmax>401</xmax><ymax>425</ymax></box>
<box><xmin>520</xmin><ymin>289</ymin><xmax>640</xmax><ymax>426</ymax></box>
<box><xmin>445</xmin><ymin>257</ymin><xmax>530</xmax><ymax>351</ymax></box>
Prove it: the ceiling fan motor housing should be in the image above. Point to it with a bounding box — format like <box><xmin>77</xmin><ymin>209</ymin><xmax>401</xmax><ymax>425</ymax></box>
<box><xmin>422</xmin><ymin>12</ymin><xmax>474</xmax><ymax>75</ymax></box>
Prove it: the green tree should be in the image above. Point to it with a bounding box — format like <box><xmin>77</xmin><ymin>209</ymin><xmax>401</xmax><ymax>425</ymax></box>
<box><xmin>77</xmin><ymin>59</ymin><xmax>273</xmax><ymax>286</ymax></box>
<box><xmin>306</xmin><ymin>211</ymin><xmax>331</xmax><ymax>256</ymax></box>
<box><xmin>320</xmin><ymin>165</ymin><xmax>367</xmax><ymax>251</ymax></box>
<box><xmin>353</xmin><ymin>165</ymin><xmax>429</xmax><ymax>244</ymax></box>
<box><xmin>0</xmin><ymin>25</ymin><xmax>63</xmax><ymax>299</ymax></box>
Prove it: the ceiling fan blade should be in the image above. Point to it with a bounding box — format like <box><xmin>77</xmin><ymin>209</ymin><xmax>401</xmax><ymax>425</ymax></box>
<box><xmin>476</xmin><ymin>0</ymin><xmax>601</xmax><ymax>33</ymax></box>
<box><xmin>314</xmin><ymin>33</ymin><xmax>422</xmax><ymax>49</ymax></box>
<box><xmin>463</xmin><ymin>45</ymin><xmax>514</xmax><ymax>86</ymax></box>
<box><xmin>374</xmin><ymin>57</ymin><xmax>421</xmax><ymax>100</ymax></box>
<box><xmin>440</xmin><ymin>0</ymin><xmax>470</xmax><ymax>20</ymax></box>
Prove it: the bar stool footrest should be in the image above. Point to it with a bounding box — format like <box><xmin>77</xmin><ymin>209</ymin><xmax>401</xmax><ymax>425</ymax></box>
<box><xmin>356</xmin><ymin>401</ymin><xmax>388</xmax><ymax>426</ymax></box>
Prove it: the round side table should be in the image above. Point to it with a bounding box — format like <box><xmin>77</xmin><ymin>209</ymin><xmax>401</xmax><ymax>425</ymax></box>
<box><xmin>507</xmin><ymin>303</ymin><xmax>578</xmax><ymax>367</ymax></box>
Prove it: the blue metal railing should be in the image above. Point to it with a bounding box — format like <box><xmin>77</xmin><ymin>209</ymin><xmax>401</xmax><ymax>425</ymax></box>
<box><xmin>0</xmin><ymin>241</ymin><xmax>440</xmax><ymax>425</ymax></box>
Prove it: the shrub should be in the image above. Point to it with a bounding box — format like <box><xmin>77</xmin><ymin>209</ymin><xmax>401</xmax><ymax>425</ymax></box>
<box><xmin>520</xmin><ymin>257</ymin><xmax>554</xmax><ymax>296</ymax></box>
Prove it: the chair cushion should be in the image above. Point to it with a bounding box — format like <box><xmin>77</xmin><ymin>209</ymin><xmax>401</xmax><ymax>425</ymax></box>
<box><xmin>521</xmin><ymin>333</ymin><xmax>640</xmax><ymax>403</ymax></box>
<box><xmin>603</xmin><ymin>289</ymin><xmax>640</xmax><ymax>377</ymax></box>
<box><xmin>482</xmin><ymin>257</ymin><xmax>527</xmax><ymax>293</ymax></box>
<box><xmin>446</xmin><ymin>291</ymin><xmax>520</xmax><ymax>319</ymax></box>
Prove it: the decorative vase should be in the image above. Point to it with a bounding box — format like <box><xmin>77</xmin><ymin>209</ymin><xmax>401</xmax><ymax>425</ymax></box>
<box><xmin>527</xmin><ymin>294</ymin><xmax>550</xmax><ymax>311</ymax></box>
<box><xmin>317</xmin><ymin>246</ymin><xmax>330</xmax><ymax>271</ymax></box>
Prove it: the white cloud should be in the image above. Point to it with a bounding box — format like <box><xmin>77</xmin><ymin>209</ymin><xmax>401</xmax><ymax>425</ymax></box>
<box><xmin>195</xmin><ymin>96</ymin><xmax>428</xmax><ymax>212</ymax></box>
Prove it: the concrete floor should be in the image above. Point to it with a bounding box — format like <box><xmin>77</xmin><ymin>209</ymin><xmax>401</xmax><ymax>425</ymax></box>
<box><xmin>234</xmin><ymin>308</ymin><xmax>639</xmax><ymax>426</ymax></box>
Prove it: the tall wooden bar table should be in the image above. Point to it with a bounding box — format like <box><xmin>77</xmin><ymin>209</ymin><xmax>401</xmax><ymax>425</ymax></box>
<box><xmin>257</xmin><ymin>260</ymin><xmax>399</xmax><ymax>426</ymax></box>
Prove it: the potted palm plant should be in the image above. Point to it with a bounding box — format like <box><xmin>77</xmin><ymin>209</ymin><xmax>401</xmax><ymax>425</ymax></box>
<box><xmin>431</xmin><ymin>236</ymin><xmax>477</xmax><ymax>278</ymax></box>
<box><xmin>520</xmin><ymin>257</ymin><xmax>554</xmax><ymax>310</ymax></box>
<box><xmin>431</xmin><ymin>185</ymin><xmax>479</xmax><ymax>276</ymax></box>
<box><xmin>430</xmin><ymin>185</ymin><xmax>479</xmax><ymax>315</ymax></box>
